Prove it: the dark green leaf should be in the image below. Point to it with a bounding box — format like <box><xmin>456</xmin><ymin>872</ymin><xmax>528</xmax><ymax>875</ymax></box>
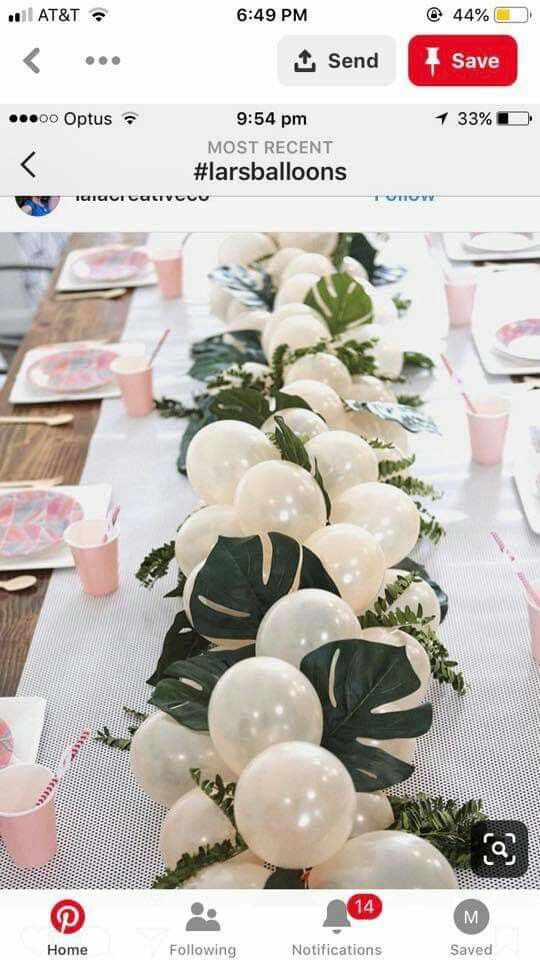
<box><xmin>404</xmin><ymin>351</ymin><xmax>435</xmax><ymax>370</ymax></box>
<box><xmin>343</xmin><ymin>400</ymin><xmax>439</xmax><ymax>435</ymax></box>
<box><xmin>331</xmin><ymin>233</ymin><xmax>352</xmax><ymax>271</ymax></box>
<box><xmin>189</xmin><ymin>330</ymin><xmax>266</xmax><ymax>382</ymax></box>
<box><xmin>270</xmin><ymin>417</ymin><xmax>331</xmax><ymax>521</ymax></box>
<box><xmin>149</xmin><ymin>645</ymin><xmax>255</xmax><ymax>730</ymax></box>
<box><xmin>305</xmin><ymin>272</ymin><xmax>373</xmax><ymax>336</ymax></box>
<box><xmin>189</xmin><ymin>533</ymin><xmax>338</xmax><ymax>642</ymax></box>
<box><xmin>399</xmin><ymin>557</ymin><xmax>448</xmax><ymax>624</ymax></box>
<box><xmin>209</xmin><ymin>387</ymin><xmax>270</xmax><ymax>427</ymax></box>
<box><xmin>273</xmin><ymin>390</ymin><xmax>312</xmax><ymax>414</ymax></box>
<box><xmin>136</xmin><ymin>540</ymin><xmax>176</xmax><ymax>589</ymax></box>
<box><xmin>147</xmin><ymin>611</ymin><xmax>210</xmax><ymax>687</ymax></box>
<box><xmin>209</xmin><ymin>265</ymin><xmax>274</xmax><ymax>309</ymax></box>
<box><xmin>388</xmin><ymin>793</ymin><xmax>487</xmax><ymax>869</ymax></box>
<box><xmin>265</xmin><ymin>869</ymin><xmax>306</xmax><ymax>889</ymax></box>
<box><xmin>153</xmin><ymin>839</ymin><xmax>246</xmax><ymax>889</ymax></box>
<box><xmin>301</xmin><ymin>639</ymin><xmax>432</xmax><ymax>791</ymax></box>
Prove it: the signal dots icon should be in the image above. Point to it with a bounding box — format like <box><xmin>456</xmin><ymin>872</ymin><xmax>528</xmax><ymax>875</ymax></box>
<box><xmin>90</xmin><ymin>7</ymin><xmax>108</xmax><ymax>21</ymax></box>
<box><xmin>122</xmin><ymin>112</ymin><xmax>139</xmax><ymax>126</ymax></box>
<box><xmin>85</xmin><ymin>55</ymin><xmax>121</xmax><ymax>65</ymax></box>
<box><xmin>9</xmin><ymin>113</ymin><xmax>58</xmax><ymax>124</ymax></box>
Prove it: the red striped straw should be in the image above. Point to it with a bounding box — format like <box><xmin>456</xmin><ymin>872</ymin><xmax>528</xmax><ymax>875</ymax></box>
<box><xmin>149</xmin><ymin>328</ymin><xmax>171</xmax><ymax>367</ymax></box>
<box><xmin>35</xmin><ymin>730</ymin><xmax>90</xmax><ymax>807</ymax></box>
<box><xmin>490</xmin><ymin>531</ymin><xmax>540</xmax><ymax>607</ymax></box>
<box><xmin>440</xmin><ymin>354</ymin><xmax>477</xmax><ymax>414</ymax></box>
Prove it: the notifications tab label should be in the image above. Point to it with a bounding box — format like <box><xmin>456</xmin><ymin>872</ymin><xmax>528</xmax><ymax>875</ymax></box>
<box><xmin>409</xmin><ymin>35</ymin><xmax>518</xmax><ymax>86</ymax></box>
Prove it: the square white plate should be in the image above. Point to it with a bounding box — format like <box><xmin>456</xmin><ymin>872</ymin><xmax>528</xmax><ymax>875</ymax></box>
<box><xmin>0</xmin><ymin>483</ymin><xmax>111</xmax><ymax>572</ymax></box>
<box><xmin>514</xmin><ymin>455</ymin><xmax>540</xmax><ymax>535</ymax></box>
<box><xmin>9</xmin><ymin>339</ymin><xmax>145</xmax><ymax>405</ymax></box>
<box><xmin>443</xmin><ymin>233</ymin><xmax>540</xmax><ymax>263</ymax></box>
<box><xmin>0</xmin><ymin>697</ymin><xmax>46</xmax><ymax>765</ymax></box>
<box><xmin>56</xmin><ymin>246</ymin><xmax>158</xmax><ymax>293</ymax></box>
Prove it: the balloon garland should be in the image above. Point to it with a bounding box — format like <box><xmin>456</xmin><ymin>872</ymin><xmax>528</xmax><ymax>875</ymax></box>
<box><xmin>120</xmin><ymin>233</ymin><xmax>487</xmax><ymax>889</ymax></box>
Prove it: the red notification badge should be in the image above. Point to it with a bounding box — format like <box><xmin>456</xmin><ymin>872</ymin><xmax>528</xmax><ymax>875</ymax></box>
<box><xmin>347</xmin><ymin>893</ymin><xmax>383</xmax><ymax>921</ymax></box>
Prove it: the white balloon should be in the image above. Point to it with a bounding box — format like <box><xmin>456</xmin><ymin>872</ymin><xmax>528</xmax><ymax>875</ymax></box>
<box><xmin>282</xmin><ymin>253</ymin><xmax>334</xmax><ymax>283</ymax></box>
<box><xmin>277</xmin><ymin>233</ymin><xmax>338</xmax><ymax>256</ymax></box>
<box><xmin>306</xmin><ymin>524</ymin><xmax>385</xmax><ymax>614</ymax></box>
<box><xmin>130</xmin><ymin>714</ymin><xmax>232</xmax><ymax>808</ymax></box>
<box><xmin>372</xmin><ymin>289</ymin><xmax>399</xmax><ymax>325</ymax></box>
<box><xmin>267</xmin><ymin>314</ymin><xmax>328</xmax><ymax>358</ymax></box>
<box><xmin>210</xmin><ymin>283</ymin><xmax>232</xmax><ymax>321</ymax></box>
<box><xmin>175</xmin><ymin>505</ymin><xmax>241</xmax><ymax>576</ymax></box>
<box><xmin>266</xmin><ymin>247</ymin><xmax>304</xmax><ymax>282</ymax></box>
<box><xmin>262</xmin><ymin>408</ymin><xmax>328</xmax><ymax>441</ymax></box>
<box><xmin>372</xmin><ymin>444</ymin><xmax>410</xmax><ymax>478</ymax></box>
<box><xmin>234</xmin><ymin>460</ymin><xmax>327</xmax><ymax>542</ymax></box>
<box><xmin>284</xmin><ymin>353</ymin><xmax>352</xmax><ymax>396</ymax></box>
<box><xmin>343</xmin><ymin>256</ymin><xmax>369</xmax><ymax>282</ymax></box>
<box><xmin>256</xmin><ymin>589</ymin><xmax>362</xmax><ymax>668</ymax></box>
<box><xmin>235</xmin><ymin>742</ymin><xmax>356</xmax><ymax>869</ymax></box>
<box><xmin>226</xmin><ymin>309</ymin><xmax>270</xmax><ymax>333</ymax></box>
<box><xmin>226</xmin><ymin>298</ymin><xmax>252</xmax><ymax>325</ymax></box>
<box><xmin>208</xmin><ymin>657</ymin><xmax>323</xmax><ymax>774</ymax></box>
<box><xmin>281</xmin><ymin>380</ymin><xmax>343</xmax><ymax>425</ymax></box>
<box><xmin>332</xmin><ymin>482</ymin><xmax>420</xmax><ymax>566</ymax></box>
<box><xmin>346</xmin><ymin>375</ymin><xmax>395</xmax><ymax>403</ymax></box>
<box><xmin>274</xmin><ymin>302</ymin><xmax>316</xmax><ymax>319</ymax></box>
<box><xmin>217</xmin><ymin>232</ymin><xmax>276</xmax><ymax>266</ymax></box>
<box><xmin>261</xmin><ymin>304</ymin><xmax>315</xmax><ymax>356</ymax></box>
<box><xmin>309</xmin><ymin>831</ymin><xmax>458</xmax><ymax>889</ymax></box>
<box><xmin>373</xmin><ymin>569</ymin><xmax>441</xmax><ymax>628</ymax></box>
<box><xmin>360</xmin><ymin>627</ymin><xmax>430</xmax><ymax>707</ymax></box>
<box><xmin>160</xmin><ymin>788</ymin><xmax>236</xmax><ymax>868</ymax></box>
<box><xmin>337</xmin><ymin>409</ymin><xmax>409</xmax><ymax>453</ymax></box>
<box><xmin>305</xmin><ymin>431</ymin><xmax>378</xmax><ymax>497</ymax></box>
<box><xmin>274</xmin><ymin>273</ymin><xmax>321</xmax><ymax>309</ymax></box>
<box><xmin>183</xmin><ymin>861</ymin><xmax>270</xmax><ymax>889</ymax></box>
<box><xmin>186</xmin><ymin>420</ymin><xmax>278</xmax><ymax>505</ymax></box>
<box><xmin>373</xmin><ymin>334</ymin><xmax>404</xmax><ymax>379</ymax></box>
<box><xmin>350</xmin><ymin>793</ymin><xmax>395</xmax><ymax>838</ymax></box>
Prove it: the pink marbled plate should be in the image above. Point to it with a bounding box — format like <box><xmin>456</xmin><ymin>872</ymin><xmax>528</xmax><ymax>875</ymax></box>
<box><xmin>27</xmin><ymin>347</ymin><xmax>117</xmax><ymax>393</ymax></box>
<box><xmin>495</xmin><ymin>319</ymin><xmax>540</xmax><ymax>361</ymax></box>
<box><xmin>71</xmin><ymin>247</ymin><xmax>148</xmax><ymax>283</ymax></box>
<box><xmin>0</xmin><ymin>489</ymin><xmax>83</xmax><ymax>559</ymax></box>
<box><xmin>0</xmin><ymin>719</ymin><xmax>14</xmax><ymax>769</ymax></box>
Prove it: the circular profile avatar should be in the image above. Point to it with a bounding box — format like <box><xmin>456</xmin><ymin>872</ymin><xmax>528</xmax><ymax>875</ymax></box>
<box><xmin>15</xmin><ymin>196</ymin><xmax>60</xmax><ymax>218</ymax></box>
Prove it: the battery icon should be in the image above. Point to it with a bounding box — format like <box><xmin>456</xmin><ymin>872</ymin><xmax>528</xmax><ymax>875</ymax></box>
<box><xmin>497</xmin><ymin>111</ymin><xmax>532</xmax><ymax>125</ymax></box>
<box><xmin>494</xmin><ymin>7</ymin><xmax>530</xmax><ymax>21</ymax></box>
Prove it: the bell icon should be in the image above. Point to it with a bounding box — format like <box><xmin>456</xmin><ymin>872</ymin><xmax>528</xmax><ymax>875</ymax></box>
<box><xmin>323</xmin><ymin>900</ymin><xmax>351</xmax><ymax>934</ymax></box>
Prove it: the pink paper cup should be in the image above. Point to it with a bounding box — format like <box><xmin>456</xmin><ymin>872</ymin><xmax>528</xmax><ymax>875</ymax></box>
<box><xmin>526</xmin><ymin>579</ymin><xmax>540</xmax><ymax>665</ymax></box>
<box><xmin>110</xmin><ymin>356</ymin><xmax>154</xmax><ymax>417</ymax></box>
<box><xmin>64</xmin><ymin>518</ymin><xmax>119</xmax><ymax>597</ymax></box>
<box><xmin>150</xmin><ymin>248</ymin><xmax>183</xmax><ymax>299</ymax></box>
<box><xmin>466</xmin><ymin>395</ymin><xmax>510</xmax><ymax>466</ymax></box>
<box><xmin>444</xmin><ymin>277</ymin><xmax>477</xmax><ymax>328</ymax></box>
<box><xmin>0</xmin><ymin>763</ymin><xmax>58</xmax><ymax>868</ymax></box>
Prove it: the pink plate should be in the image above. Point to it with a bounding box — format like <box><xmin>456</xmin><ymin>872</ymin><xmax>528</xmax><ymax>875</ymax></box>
<box><xmin>71</xmin><ymin>247</ymin><xmax>148</xmax><ymax>283</ymax></box>
<box><xmin>0</xmin><ymin>719</ymin><xmax>14</xmax><ymax>769</ymax></box>
<box><xmin>0</xmin><ymin>489</ymin><xmax>83</xmax><ymax>559</ymax></box>
<box><xmin>27</xmin><ymin>347</ymin><xmax>118</xmax><ymax>393</ymax></box>
<box><xmin>495</xmin><ymin>319</ymin><xmax>540</xmax><ymax>361</ymax></box>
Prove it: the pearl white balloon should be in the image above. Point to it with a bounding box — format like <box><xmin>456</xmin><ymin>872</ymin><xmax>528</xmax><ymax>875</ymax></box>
<box><xmin>306</xmin><ymin>524</ymin><xmax>385</xmax><ymax>614</ymax></box>
<box><xmin>256</xmin><ymin>589</ymin><xmax>362</xmax><ymax>668</ymax></box>
<box><xmin>281</xmin><ymin>381</ymin><xmax>343</xmax><ymax>425</ymax></box>
<box><xmin>160</xmin><ymin>788</ymin><xmax>236</xmax><ymax>867</ymax></box>
<box><xmin>130</xmin><ymin>714</ymin><xmax>232</xmax><ymax>808</ymax></box>
<box><xmin>332</xmin><ymin>482</ymin><xmax>420</xmax><ymax>566</ymax></box>
<box><xmin>267</xmin><ymin>314</ymin><xmax>328</xmax><ymax>358</ymax></box>
<box><xmin>235</xmin><ymin>742</ymin><xmax>356</xmax><ymax>869</ymax></box>
<box><xmin>274</xmin><ymin>273</ymin><xmax>321</xmax><ymax>309</ymax></box>
<box><xmin>266</xmin><ymin>247</ymin><xmax>304</xmax><ymax>282</ymax></box>
<box><xmin>208</xmin><ymin>657</ymin><xmax>323</xmax><ymax>774</ymax></box>
<box><xmin>217</xmin><ymin>232</ymin><xmax>276</xmax><ymax>267</ymax></box>
<box><xmin>186</xmin><ymin>420</ymin><xmax>278</xmax><ymax>505</ymax></box>
<box><xmin>372</xmin><ymin>444</ymin><xmax>410</xmax><ymax>478</ymax></box>
<box><xmin>337</xmin><ymin>409</ymin><xmax>409</xmax><ymax>454</ymax></box>
<box><xmin>305</xmin><ymin>432</ymin><xmax>378</xmax><ymax>497</ymax></box>
<box><xmin>282</xmin><ymin>253</ymin><xmax>334</xmax><ymax>283</ymax></box>
<box><xmin>210</xmin><ymin>283</ymin><xmax>232</xmax><ymax>321</ymax></box>
<box><xmin>261</xmin><ymin>303</ymin><xmax>315</xmax><ymax>356</ymax></box>
<box><xmin>184</xmin><ymin>861</ymin><xmax>270</xmax><ymax>889</ymax></box>
<box><xmin>234</xmin><ymin>460</ymin><xmax>327</xmax><ymax>542</ymax></box>
<box><xmin>346</xmin><ymin>375</ymin><xmax>395</xmax><ymax>403</ymax></box>
<box><xmin>360</xmin><ymin>627</ymin><xmax>430</xmax><ymax>707</ymax></box>
<box><xmin>262</xmin><ymin>408</ymin><xmax>328</xmax><ymax>441</ymax></box>
<box><xmin>226</xmin><ymin>309</ymin><xmax>270</xmax><ymax>333</ymax></box>
<box><xmin>309</xmin><ymin>831</ymin><xmax>459</xmax><ymax>889</ymax></box>
<box><xmin>284</xmin><ymin>353</ymin><xmax>352</xmax><ymax>395</ymax></box>
<box><xmin>175</xmin><ymin>505</ymin><xmax>241</xmax><ymax>576</ymax></box>
<box><xmin>277</xmin><ymin>233</ymin><xmax>338</xmax><ymax>256</ymax></box>
<box><xmin>275</xmin><ymin>302</ymin><xmax>316</xmax><ymax>319</ymax></box>
<box><xmin>350</xmin><ymin>793</ymin><xmax>395</xmax><ymax>838</ymax></box>
<box><xmin>373</xmin><ymin>334</ymin><xmax>404</xmax><ymax>379</ymax></box>
<box><xmin>372</xmin><ymin>289</ymin><xmax>399</xmax><ymax>325</ymax></box>
<box><xmin>343</xmin><ymin>255</ymin><xmax>369</xmax><ymax>282</ymax></box>
<box><xmin>373</xmin><ymin>569</ymin><xmax>441</xmax><ymax>628</ymax></box>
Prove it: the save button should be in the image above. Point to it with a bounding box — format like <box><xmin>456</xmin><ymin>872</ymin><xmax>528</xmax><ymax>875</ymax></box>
<box><xmin>408</xmin><ymin>35</ymin><xmax>518</xmax><ymax>86</ymax></box>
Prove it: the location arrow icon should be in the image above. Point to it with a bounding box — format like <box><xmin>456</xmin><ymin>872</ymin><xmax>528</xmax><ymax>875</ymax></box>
<box><xmin>436</xmin><ymin>112</ymin><xmax>449</xmax><ymax>125</ymax></box>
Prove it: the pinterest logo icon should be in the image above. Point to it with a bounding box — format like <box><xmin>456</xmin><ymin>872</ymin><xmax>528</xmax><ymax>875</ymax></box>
<box><xmin>50</xmin><ymin>900</ymin><xmax>86</xmax><ymax>935</ymax></box>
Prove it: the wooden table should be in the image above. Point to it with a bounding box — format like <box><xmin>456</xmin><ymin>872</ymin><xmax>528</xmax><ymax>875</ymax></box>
<box><xmin>0</xmin><ymin>234</ymin><xmax>143</xmax><ymax>696</ymax></box>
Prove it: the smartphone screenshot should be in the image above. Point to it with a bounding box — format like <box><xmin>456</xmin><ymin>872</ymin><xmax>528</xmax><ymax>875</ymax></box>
<box><xmin>0</xmin><ymin>2</ymin><xmax>538</xmax><ymax>958</ymax></box>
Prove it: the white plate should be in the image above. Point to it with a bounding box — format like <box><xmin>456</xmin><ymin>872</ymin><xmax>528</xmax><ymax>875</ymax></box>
<box><xmin>463</xmin><ymin>233</ymin><xmax>539</xmax><ymax>254</ymax></box>
<box><xmin>0</xmin><ymin>697</ymin><xmax>46</xmax><ymax>765</ymax></box>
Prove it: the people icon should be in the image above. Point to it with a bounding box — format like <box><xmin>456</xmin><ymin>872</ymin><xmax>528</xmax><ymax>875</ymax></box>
<box><xmin>185</xmin><ymin>903</ymin><xmax>221</xmax><ymax>933</ymax></box>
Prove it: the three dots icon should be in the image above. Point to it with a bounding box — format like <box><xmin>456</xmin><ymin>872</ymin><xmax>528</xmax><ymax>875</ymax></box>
<box><xmin>85</xmin><ymin>55</ymin><xmax>121</xmax><ymax>66</ymax></box>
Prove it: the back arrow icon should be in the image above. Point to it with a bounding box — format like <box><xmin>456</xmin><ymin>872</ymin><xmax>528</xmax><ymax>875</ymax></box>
<box><xmin>21</xmin><ymin>151</ymin><xmax>36</xmax><ymax>178</ymax></box>
<box><xmin>23</xmin><ymin>48</ymin><xmax>40</xmax><ymax>73</ymax></box>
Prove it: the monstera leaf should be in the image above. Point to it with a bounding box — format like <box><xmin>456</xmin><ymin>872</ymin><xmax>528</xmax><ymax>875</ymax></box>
<box><xmin>343</xmin><ymin>400</ymin><xmax>439</xmax><ymax>435</ymax></box>
<box><xmin>189</xmin><ymin>533</ymin><xmax>339</xmax><ymax>643</ymax></box>
<box><xmin>189</xmin><ymin>330</ymin><xmax>266</xmax><ymax>381</ymax></box>
<box><xmin>209</xmin><ymin>265</ymin><xmax>274</xmax><ymax>309</ymax></box>
<box><xmin>147</xmin><ymin>611</ymin><xmax>210</xmax><ymax>687</ymax></box>
<box><xmin>208</xmin><ymin>388</ymin><xmax>311</xmax><ymax>428</ymax></box>
<box><xmin>399</xmin><ymin>557</ymin><xmax>449</xmax><ymax>624</ymax></box>
<box><xmin>301</xmin><ymin>639</ymin><xmax>433</xmax><ymax>791</ymax></box>
<box><xmin>304</xmin><ymin>272</ymin><xmax>373</xmax><ymax>336</ymax></box>
<box><xmin>150</xmin><ymin>645</ymin><xmax>255</xmax><ymax>729</ymax></box>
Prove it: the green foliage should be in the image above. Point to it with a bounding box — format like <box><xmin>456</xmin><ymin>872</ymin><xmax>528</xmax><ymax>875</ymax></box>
<box><xmin>147</xmin><ymin>611</ymin><xmax>210</xmax><ymax>687</ymax></box>
<box><xmin>301</xmin><ymin>639</ymin><xmax>432</xmax><ymax>791</ymax></box>
<box><xmin>367</xmin><ymin>438</ymin><xmax>395</xmax><ymax>450</ymax></box>
<box><xmin>397</xmin><ymin>393</ymin><xmax>424</xmax><ymax>408</ymax></box>
<box><xmin>209</xmin><ymin>264</ymin><xmax>274</xmax><ymax>309</ymax></box>
<box><xmin>152</xmin><ymin>839</ymin><xmax>247</xmax><ymax>889</ymax></box>
<box><xmin>191</xmin><ymin>769</ymin><xmax>237</xmax><ymax>826</ymax></box>
<box><xmin>417</xmin><ymin>504</ymin><xmax>446</xmax><ymax>543</ymax></box>
<box><xmin>136</xmin><ymin>540</ymin><xmax>176</xmax><ymax>589</ymax></box>
<box><xmin>189</xmin><ymin>330</ymin><xmax>266</xmax><ymax>382</ymax></box>
<box><xmin>95</xmin><ymin>707</ymin><xmax>148</xmax><ymax>752</ymax></box>
<box><xmin>265</xmin><ymin>869</ymin><xmax>306</xmax><ymax>889</ymax></box>
<box><xmin>378</xmin><ymin>453</ymin><xmax>416</xmax><ymax>479</ymax></box>
<box><xmin>333</xmin><ymin>338</ymin><xmax>378</xmax><ymax>376</ymax></box>
<box><xmin>343</xmin><ymin>399</ymin><xmax>439</xmax><ymax>435</ymax></box>
<box><xmin>155</xmin><ymin>397</ymin><xmax>195</xmax><ymax>418</ymax></box>
<box><xmin>208</xmin><ymin>386</ymin><xmax>271</xmax><ymax>427</ymax></box>
<box><xmin>404</xmin><ymin>351</ymin><xmax>435</xmax><ymax>370</ymax></box>
<box><xmin>331</xmin><ymin>233</ymin><xmax>352</xmax><ymax>271</ymax></box>
<box><xmin>398</xmin><ymin>556</ymin><xmax>448</xmax><ymax>624</ymax></box>
<box><xmin>271</xmin><ymin>416</ymin><xmax>331</xmax><ymax>520</ymax></box>
<box><xmin>385</xmin><ymin>475</ymin><xmax>441</xmax><ymax>500</ymax></box>
<box><xmin>305</xmin><ymin>272</ymin><xmax>373</xmax><ymax>336</ymax></box>
<box><xmin>389</xmin><ymin>793</ymin><xmax>486</xmax><ymax>868</ymax></box>
<box><xmin>392</xmin><ymin>294</ymin><xmax>412</xmax><ymax>316</ymax></box>
<box><xmin>270</xmin><ymin>343</ymin><xmax>289</xmax><ymax>390</ymax></box>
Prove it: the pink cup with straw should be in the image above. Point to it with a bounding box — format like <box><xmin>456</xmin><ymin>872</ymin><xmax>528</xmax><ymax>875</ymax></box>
<box><xmin>64</xmin><ymin>518</ymin><xmax>119</xmax><ymax>597</ymax></box>
<box><xmin>150</xmin><ymin>247</ymin><xmax>183</xmax><ymax>299</ymax></box>
<box><xmin>110</xmin><ymin>356</ymin><xmax>153</xmax><ymax>417</ymax></box>
<box><xmin>444</xmin><ymin>274</ymin><xmax>477</xmax><ymax>328</ymax></box>
<box><xmin>467</xmin><ymin>394</ymin><xmax>511</xmax><ymax>465</ymax></box>
<box><xmin>0</xmin><ymin>763</ymin><xmax>58</xmax><ymax>868</ymax></box>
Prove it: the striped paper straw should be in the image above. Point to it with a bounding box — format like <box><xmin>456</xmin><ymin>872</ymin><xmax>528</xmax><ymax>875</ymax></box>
<box><xmin>490</xmin><ymin>531</ymin><xmax>540</xmax><ymax>607</ymax></box>
<box><xmin>149</xmin><ymin>328</ymin><xmax>170</xmax><ymax>367</ymax></box>
<box><xmin>440</xmin><ymin>354</ymin><xmax>477</xmax><ymax>414</ymax></box>
<box><xmin>35</xmin><ymin>730</ymin><xmax>91</xmax><ymax>806</ymax></box>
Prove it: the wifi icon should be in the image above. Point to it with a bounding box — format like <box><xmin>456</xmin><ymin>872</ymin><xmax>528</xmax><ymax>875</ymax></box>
<box><xmin>90</xmin><ymin>6</ymin><xmax>108</xmax><ymax>21</ymax></box>
<box><xmin>122</xmin><ymin>111</ymin><xmax>139</xmax><ymax>126</ymax></box>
